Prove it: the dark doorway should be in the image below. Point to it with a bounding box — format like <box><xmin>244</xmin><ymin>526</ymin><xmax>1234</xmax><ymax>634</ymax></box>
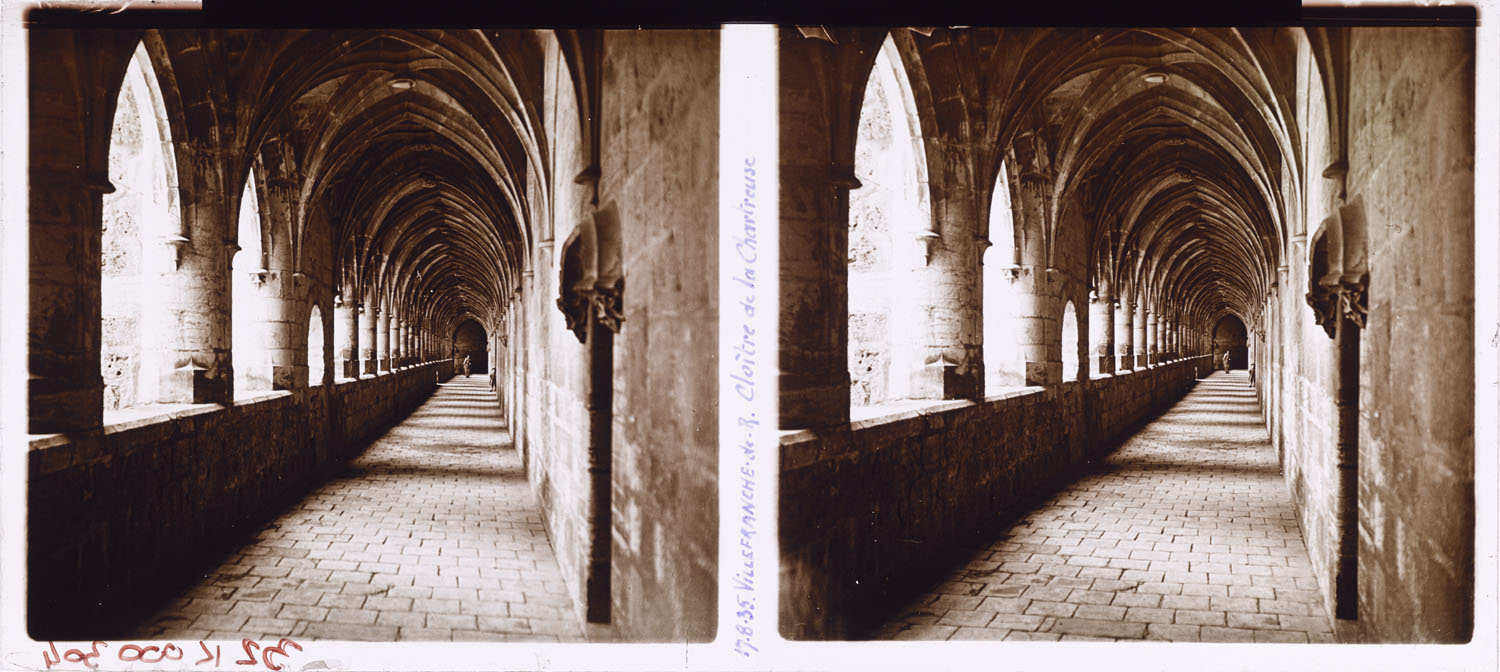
<box><xmin>1213</xmin><ymin>315</ymin><xmax>1249</xmax><ymax>369</ymax></box>
<box><xmin>453</xmin><ymin>319</ymin><xmax>489</xmax><ymax>375</ymax></box>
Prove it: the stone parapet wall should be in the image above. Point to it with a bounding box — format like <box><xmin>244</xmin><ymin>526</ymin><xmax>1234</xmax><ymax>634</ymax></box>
<box><xmin>27</xmin><ymin>360</ymin><xmax>453</xmax><ymax>638</ymax></box>
<box><xmin>779</xmin><ymin>355</ymin><xmax>1208</xmax><ymax>640</ymax></box>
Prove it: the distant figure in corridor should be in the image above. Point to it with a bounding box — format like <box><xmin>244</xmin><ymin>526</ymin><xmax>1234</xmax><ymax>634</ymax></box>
<box><xmin>1249</xmin><ymin>363</ymin><xmax>1256</xmax><ymax>386</ymax></box>
<box><xmin>463</xmin><ymin>355</ymin><xmax>471</xmax><ymax>377</ymax></box>
<box><xmin>1222</xmin><ymin>351</ymin><xmax>1231</xmax><ymax>373</ymax></box>
<box><xmin>489</xmin><ymin>368</ymin><xmax>496</xmax><ymax>392</ymax></box>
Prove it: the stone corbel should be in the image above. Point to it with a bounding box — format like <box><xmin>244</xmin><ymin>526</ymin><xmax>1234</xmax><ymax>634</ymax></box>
<box><xmin>974</xmin><ymin>236</ymin><xmax>993</xmax><ymax>258</ymax></box>
<box><xmin>916</xmin><ymin>229</ymin><xmax>942</xmax><ymax>264</ymax></box>
<box><xmin>1305</xmin><ymin>286</ymin><xmax>1340</xmax><ymax>338</ymax></box>
<box><xmin>1336</xmin><ymin>279</ymin><xmax>1368</xmax><ymax>329</ymax></box>
<box><xmin>557</xmin><ymin>292</ymin><xmax>590</xmax><ymax>342</ymax></box>
<box><xmin>795</xmin><ymin>26</ymin><xmax>836</xmax><ymax>43</ymax></box>
<box><xmin>1323</xmin><ymin>159</ymin><xmax>1349</xmax><ymax>202</ymax></box>
<box><xmin>164</xmin><ymin>235</ymin><xmax>192</xmax><ymax>268</ymax></box>
<box><xmin>590</xmin><ymin>279</ymin><xmax>625</xmax><ymax>334</ymax></box>
<box><xmin>830</xmin><ymin>168</ymin><xmax>862</xmax><ymax>192</ymax></box>
<box><xmin>1002</xmin><ymin>264</ymin><xmax>1024</xmax><ymax>280</ymax></box>
<box><xmin>84</xmin><ymin>173</ymin><xmax>116</xmax><ymax>195</ymax></box>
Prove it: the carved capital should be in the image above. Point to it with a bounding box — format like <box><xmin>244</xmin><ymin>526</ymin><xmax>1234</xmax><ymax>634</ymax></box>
<box><xmin>1307</xmin><ymin>277</ymin><xmax>1366</xmax><ymax>339</ymax></box>
<box><xmin>830</xmin><ymin>166</ymin><xmax>862</xmax><ymax>190</ymax></box>
<box><xmin>1017</xmin><ymin>172</ymin><xmax>1049</xmax><ymax>202</ymax></box>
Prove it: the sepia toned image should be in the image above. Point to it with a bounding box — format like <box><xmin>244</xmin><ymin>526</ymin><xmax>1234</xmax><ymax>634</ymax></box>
<box><xmin>776</xmin><ymin>26</ymin><xmax>1475</xmax><ymax>644</ymax></box>
<box><xmin>22</xmin><ymin>23</ymin><xmax>720</xmax><ymax>644</ymax></box>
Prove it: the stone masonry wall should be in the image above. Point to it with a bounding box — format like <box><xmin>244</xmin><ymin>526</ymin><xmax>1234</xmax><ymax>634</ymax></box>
<box><xmin>28</xmin><ymin>360</ymin><xmax>453</xmax><ymax>638</ymax></box>
<box><xmin>512</xmin><ymin>36</ymin><xmax>593</xmax><ymax>637</ymax></box>
<box><xmin>779</xmin><ymin>355</ymin><xmax>1208</xmax><ymax>639</ymax></box>
<box><xmin>600</xmin><ymin>29</ymin><xmax>720</xmax><ymax>641</ymax></box>
<box><xmin>1267</xmin><ymin>27</ymin><xmax>1474</xmax><ymax>644</ymax></box>
<box><xmin>1346</xmin><ymin>26</ymin><xmax>1474</xmax><ymax>642</ymax></box>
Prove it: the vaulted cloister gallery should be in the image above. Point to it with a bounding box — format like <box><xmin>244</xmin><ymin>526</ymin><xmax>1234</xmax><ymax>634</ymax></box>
<box><xmin>777</xmin><ymin>26</ymin><xmax>1476</xmax><ymax>644</ymax></box>
<box><xmin>10</xmin><ymin>13</ymin><xmax>1485</xmax><ymax>660</ymax></box>
<box><xmin>23</xmin><ymin>28</ymin><xmax>719</xmax><ymax>642</ymax></box>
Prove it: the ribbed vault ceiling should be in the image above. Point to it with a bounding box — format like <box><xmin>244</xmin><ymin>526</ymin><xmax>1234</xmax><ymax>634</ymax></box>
<box><xmin>154</xmin><ymin>29</ymin><xmax>552</xmax><ymax>337</ymax></box>
<box><xmin>1017</xmin><ymin>28</ymin><xmax>1297</xmax><ymax>327</ymax></box>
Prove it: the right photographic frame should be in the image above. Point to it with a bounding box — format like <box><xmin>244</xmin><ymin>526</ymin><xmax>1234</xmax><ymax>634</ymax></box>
<box><xmin>774</xmin><ymin>23</ymin><xmax>1477</xmax><ymax>645</ymax></box>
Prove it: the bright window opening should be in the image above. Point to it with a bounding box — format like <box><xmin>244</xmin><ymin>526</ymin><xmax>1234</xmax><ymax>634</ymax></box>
<box><xmin>308</xmin><ymin>304</ymin><xmax>325</xmax><ymax>386</ymax></box>
<box><xmin>983</xmin><ymin>161</ymin><xmax>1026</xmax><ymax>392</ymax></box>
<box><xmin>232</xmin><ymin>170</ymin><xmax>271</xmax><ymax>397</ymax></box>
<box><xmin>101</xmin><ymin>44</ymin><xmax>176</xmax><ymax>414</ymax></box>
<box><xmin>849</xmin><ymin>36</ymin><xmax>927</xmax><ymax>409</ymax></box>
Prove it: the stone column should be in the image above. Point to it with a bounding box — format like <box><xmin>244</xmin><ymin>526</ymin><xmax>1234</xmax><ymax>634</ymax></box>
<box><xmin>161</xmin><ymin>141</ymin><xmax>235</xmax><ymax>404</ymax></box>
<box><xmin>264</xmin><ymin>291</ymin><xmax>304</xmax><ymax>391</ymax></box>
<box><xmin>779</xmin><ymin>94</ymin><xmax>850</xmax><ymax>427</ymax></box>
<box><xmin>28</xmin><ymin>106</ymin><xmax>108</xmax><ymax>431</ymax></box>
<box><xmin>360</xmin><ymin>297</ymin><xmax>377</xmax><ymax>375</ymax></box>
<box><xmin>1169</xmin><ymin>319</ymin><xmax>1178</xmax><ymax>359</ymax></box>
<box><xmin>1152</xmin><ymin>312</ymin><xmax>1164</xmax><ymax>364</ymax></box>
<box><xmin>405</xmin><ymin>321</ymin><xmax>414</xmax><ymax>366</ymax></box>
<box><xmin>1117</xmin><ymin>299</ymin><xmax>1134</xmax><ymax>372</ymax></box>
<box><xmin>1091</xmin><ymin>289</ymin><xmax>1114</xmax><ymax>375</ymax></box>
<box><xmin>906</xmin><ymin>139</ymin><xmax>982</xmax><ymax>400</ymax></box>
<box><xmin>1133</xmin><ymin>303</ymin><xmax>1148</xmax><ymax>368</ymax></box>
<box><xmin>377</xmin><ymin>305</ymin><xmax>391</xmax><ymax>372</ymax></box>
<box><xmin>336</xmin><ymin>294</ymin><xmax>357</xmax><ymax>379</ymax></box>
<box><xmin>392</xmin><ymin>317</ymin><xmax>403</xmax><ymax>367</ymax></box>
<box><xmin>1159</xmin><ymin>317</ymin><xmax>1169</xmax><ymax>361</ymax></box>
<box><xmin>1010</xmin><ymin>155</ymin><xmax>1062</xmax><ymax>386</ymax></box>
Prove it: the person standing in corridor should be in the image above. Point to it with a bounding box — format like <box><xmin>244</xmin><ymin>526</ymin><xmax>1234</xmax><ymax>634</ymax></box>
<box><xmin>1222</xmin><ymin>350</ymin><xmax>1231</xmax><ymax>373</ymax></box>
<box><xmin>463</xmin><ymin>354</ymin><xmax>471</xmax><ymax>377</ymax></box>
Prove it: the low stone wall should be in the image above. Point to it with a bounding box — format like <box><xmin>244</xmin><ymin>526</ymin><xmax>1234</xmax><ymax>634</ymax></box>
<box><xmin>27</xmin><ymin>360</ymin><xmax>454</xmax><ymax>638</ymax></box>
<box><xmin>779</xmin><ymin>355</ymin><xmax>1208</xmax><ymax>640</ymax></box>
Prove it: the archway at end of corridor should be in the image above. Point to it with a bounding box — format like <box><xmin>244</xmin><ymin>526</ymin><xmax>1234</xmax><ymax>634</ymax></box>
<box><xmin>452</xmin><ymin>319</ymin><xmax>489</xmax><ymax>375</ymax></box>
<box><xmin>1212</xmin><ymin>315</ymin><xmax>1249</xmax><ymax>369</ymax></box>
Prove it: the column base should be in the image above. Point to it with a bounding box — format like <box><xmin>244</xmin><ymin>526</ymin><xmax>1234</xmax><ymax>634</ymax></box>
<box><xmin>1025</xmin><ymin>361</ymin><xmax>1060</xmax><ymax>387</ymax></box>
<box><xmin>160</xmin><ymin>364</ymin><xmax>227</xmax><ymax>404</ymax></box>
<box><xmin>272</xmin><ymin>364</ymin><xmax>309</xmax><ymax>390</ymax></box>
<box><xmin>909</xmin><ymin>358</ymin><xmax>978</xmax><ymax>400</ymax></box>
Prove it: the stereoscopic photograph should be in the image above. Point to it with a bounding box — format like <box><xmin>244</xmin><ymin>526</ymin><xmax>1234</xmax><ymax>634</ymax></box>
<box><xmin>21</xmin><ymin>23</ymin><xmax>719</xmax><ymax>644</ymax></box>
<box><xmin>5</xmin><ymin>5</ymin><xmax>1489</xmax><ymax>671</ymax></box>
<box><xmin>774</xmin><ymin>25</ymin><xmax>1477</xmax><ymax>645</ymax></box>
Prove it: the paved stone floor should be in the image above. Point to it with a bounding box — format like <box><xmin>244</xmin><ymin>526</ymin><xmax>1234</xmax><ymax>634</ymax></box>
<box><xmin>133</xmin><ymin>375</ymin><xmax>585</xmax><ymax>642</ymax></box>
<box><xmin>872</xmin><ymin>370</ymin><xmax>1336</xmax><ymax>643</ymax></box>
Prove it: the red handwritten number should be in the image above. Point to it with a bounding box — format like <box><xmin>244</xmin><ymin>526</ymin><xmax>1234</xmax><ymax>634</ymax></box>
<box><xmin>61</xmin><ymin>642</ymin><xmax>107</xmax><ymax>669</ymax></box>
<box><xmin>196</xmin><ymin>642</ymin><xmax>219</xmax><ymax>666</ymax></box>
<box><xmin>42</xmin><ymin>642</ymin><xmax>61</xmax><ymax>670</ymax></box>
<box><xmin>259</xmin><ymin>639</ymin><xmax>302</xmax><ymax>671</ymax></box>
<box><xmin>235</xmin><ymin>639</ymin><xmax>260</xmax><ymax>666</ymax></box>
